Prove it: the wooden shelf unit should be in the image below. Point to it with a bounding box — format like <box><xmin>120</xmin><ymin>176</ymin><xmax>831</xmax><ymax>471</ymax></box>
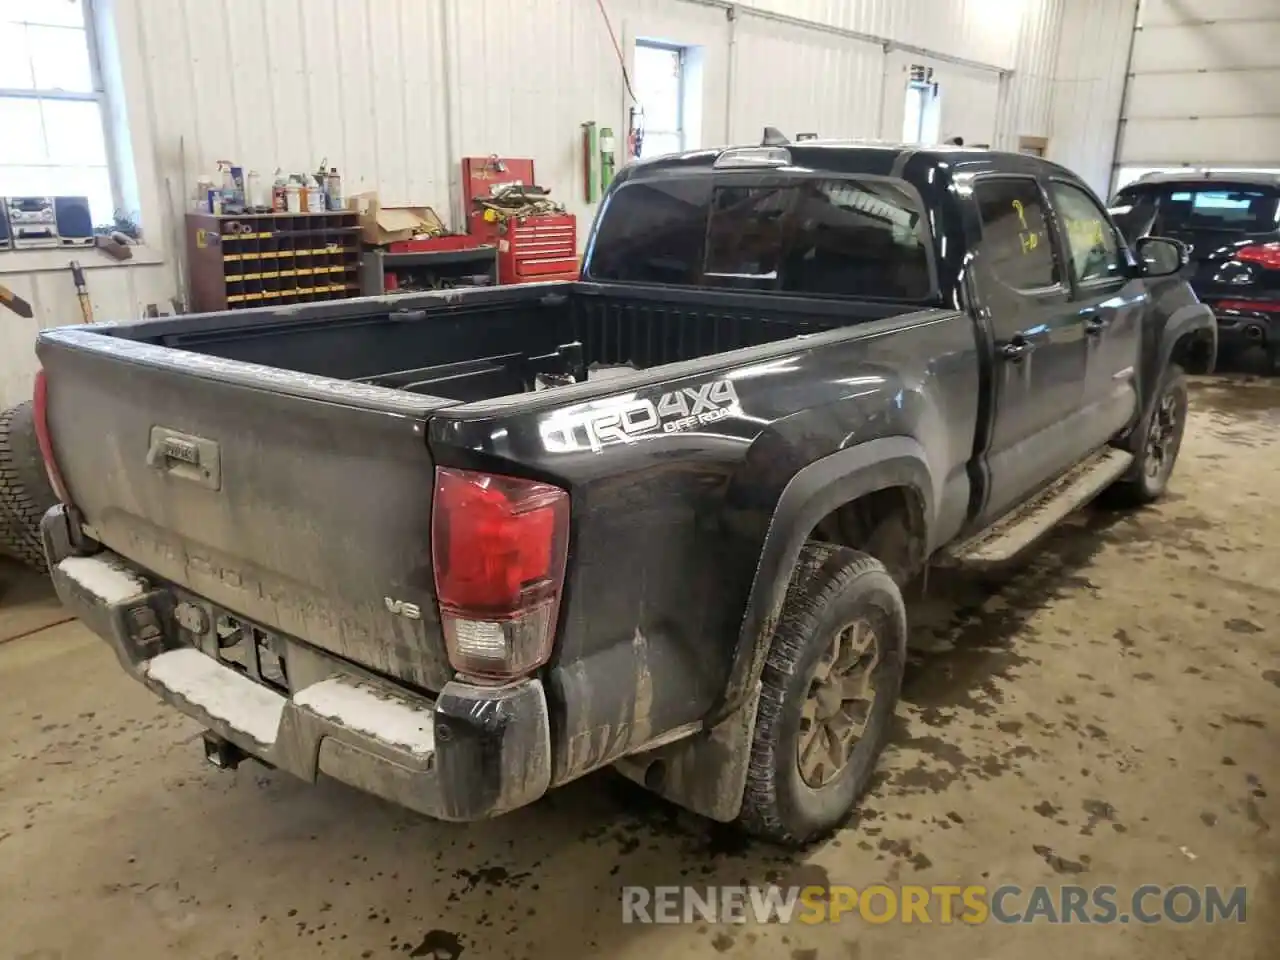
<box><xmin>186</xmin><ymin>211</ymin><xmax>361</xmax><ymax>312</ymax></box>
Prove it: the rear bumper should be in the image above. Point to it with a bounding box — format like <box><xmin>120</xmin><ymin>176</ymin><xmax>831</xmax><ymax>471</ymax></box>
<box><xmin>42</xmin><ymin>507</ymin><xmax>551</xmax><ymax>821</ymax></box>
<box><xmin>1215</xmin><ymin>312</ymin><xmax>1273</xmax><ymax>348</ymax></box>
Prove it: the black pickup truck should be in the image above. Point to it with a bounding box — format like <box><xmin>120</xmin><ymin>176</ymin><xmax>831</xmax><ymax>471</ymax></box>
<box><xmin>34</xmin><ymin>142</ymin><xmax>1215</xmax><ymax>846</ymax></box>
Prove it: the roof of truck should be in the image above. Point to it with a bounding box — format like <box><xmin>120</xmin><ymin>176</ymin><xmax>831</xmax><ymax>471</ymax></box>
<box><xmin>625</xmin><ymin>139</ymin><xmax>1081</xmax><ymax>184</ymax></box>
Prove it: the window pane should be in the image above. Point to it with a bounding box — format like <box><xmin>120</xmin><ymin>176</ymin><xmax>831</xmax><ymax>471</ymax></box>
<box><xmin>639</xmin><ymin>131</ymin><xmax>682</xmax><ymax>159</ymax></box>
<box><xmin>783</xmin><ymin>179</ymin><xmax>933</xmax><ymax>300</ymax></box>
<box><xmin>0</xmin><ymin>20</ymin><xmax>34</xmax><ymax>87</ymax></box>
<box><xmin>0</xmin><ymin>0</ymin><xmax>84</xmax><ymax>27</ymax></box>
<box><xmin>704</xmin><ymin>185</ymin><xmax>791</xmax><ymax>288</ymax></box>
<box><xmin>974</xmin><ymin>178</ymin><xmax>1059</xmax><ymax>289</ymax></box>
<box><xmin>0</xmin><ymin>97</ymin><xmax>45</xmax><ymax>163</ymax></box>
<box><xmin>1146</xmin><ymin>185</ymin><xmax>1280</xmax><ymax>233</ymax></box>
<box><xmin>902</xmin><ymin>87</ymin><xmax>925</xmax><ymax>143</ymax></box>
<box><xmin>634</xmin><ymin>44</ymin><xmax>681</xmax><ymax>135</ymax></box>
<box><xmin>28</xmin><ymin>24</ymin><xmax>93</xmax><ymax>91</ymax></box>
<box><xmin>43</xmin><ymin>97</ymin><xmax>105</xmax><ymax>165</ymax></box>
<box><xmin>1047</xmin><ymin>182</ymin><xmax>1123</xmax><ymax>283</ymax></box>
<box><xmin>585</xmin><ymin>178</ymin><xmax>710</xmax><ymax>285</ymax></box>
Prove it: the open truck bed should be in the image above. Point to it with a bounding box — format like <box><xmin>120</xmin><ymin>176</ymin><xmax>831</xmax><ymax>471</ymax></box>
<box><xmin>97</xmin><ymin>282</ymin><xmax>912</xmax><ymax>402</ymax></box>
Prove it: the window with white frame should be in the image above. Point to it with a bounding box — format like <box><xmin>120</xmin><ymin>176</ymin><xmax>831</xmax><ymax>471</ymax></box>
<box><xmin>634</xmin><ymin>41</ymin><xmax>685</xmax><ymax>159</ymax></box>
<box><xmin>0</xmin><ymin>0</ymin><xmax>115</xmax><ymax>225</ymax></box>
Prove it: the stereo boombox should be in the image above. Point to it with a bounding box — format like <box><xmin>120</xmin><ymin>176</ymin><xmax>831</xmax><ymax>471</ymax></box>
<box><xmin>0</xmin><ymin>196</ymin><xmax>94</xmax><ymax>250</ymax></box>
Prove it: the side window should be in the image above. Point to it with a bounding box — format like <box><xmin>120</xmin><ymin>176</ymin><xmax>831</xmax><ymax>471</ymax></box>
<box><xmin>782</xmin><ymin>179</ymin><xmax>933</xmax><ymax>300</ymax></box>
<box><xmin>1048</xmin><ymin>182</ymin><xmax>1124</xmax><ymax>284</ymax></box>
<box><xmin>973</xmin><ymin>178</ymin><xmax>1059</xmax><ymax>290</ymax></box>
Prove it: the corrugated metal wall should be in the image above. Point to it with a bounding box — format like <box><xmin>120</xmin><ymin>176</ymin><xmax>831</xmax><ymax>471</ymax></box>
<box><xmin>0</xmin><ymin>261</ymin><xmax>172</xmax><ymax>409</ymax></box>
<box><xmin>2</xmin><ymin>0</ymin><xmax>1089</xmax><ymax>405</ymax></box>
<box><xmin>1047</xmin><ymin>0</ymin><xmax>1138</xmax><ymax>198</ymax></box>
<box><xmin>729</xmin><ymin>16</ymin><xmax>884</xmax><ymax>143</ymax></box>
<box><xmin>739</xmin><ymin>0</ymin><xmax>1027</xmax><ymax>70</ymax></box>
<box><xmin>136</xmin><ymin>0</ymin><xmax>454</xmax><ymax>208</ymax></box>
<box><xmin>133</xmin><ymin>0</ymin><xmax>1071</xmax><ymax>236</ymax></box>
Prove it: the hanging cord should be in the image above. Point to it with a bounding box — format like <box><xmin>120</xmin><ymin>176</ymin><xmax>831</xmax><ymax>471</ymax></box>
<box><xmin>594</xmin><ymin>0</ymin><xmax>638</xmax><ymax>102</ymax></box>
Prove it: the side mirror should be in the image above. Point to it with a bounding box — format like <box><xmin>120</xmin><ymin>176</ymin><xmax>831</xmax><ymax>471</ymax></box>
<box><xmin>1135</xmin><ymin>236</ymin><xmax>1187</xmax><ymax>277</ymax></box>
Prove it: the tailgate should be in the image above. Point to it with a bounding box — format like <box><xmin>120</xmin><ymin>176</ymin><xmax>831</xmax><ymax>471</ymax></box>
<box><xmin>37</xmin><ymin>329</ymin><xmax>455</xmax><ymax>692</ymax></box>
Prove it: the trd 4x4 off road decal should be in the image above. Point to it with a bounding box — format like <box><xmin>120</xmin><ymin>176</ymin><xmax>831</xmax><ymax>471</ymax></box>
<box><xmin>540</xmin><ymin>379</ymin><xmax>741</xmax><ymax>453</ymax></box>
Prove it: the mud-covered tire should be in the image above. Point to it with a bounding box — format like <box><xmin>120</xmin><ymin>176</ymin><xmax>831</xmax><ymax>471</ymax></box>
<box><xmin>737</xmin><ymin>543</ymin><xmax>907</xmax><ymax>846</ymax></box>
<box><xmin>0</xmin><ymin>401</ymin><xmax>58</xmax><ymax>570</ymax></box>
<box><xmin>1105</xmin><ymin>364</ymin><xmax>1188</xmax><ymax>506</ymax></box>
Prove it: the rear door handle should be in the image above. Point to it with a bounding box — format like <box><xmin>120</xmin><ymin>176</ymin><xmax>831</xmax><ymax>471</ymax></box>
<box><xmin>1001</xmin><ymin>339</ymin><xmax>1036</xmax><ymax>362</ymax></box>
<box><xmin>1084</xmin><ymin>316</ymin><xmax>1107</xmax><ymax>336</ymax></box>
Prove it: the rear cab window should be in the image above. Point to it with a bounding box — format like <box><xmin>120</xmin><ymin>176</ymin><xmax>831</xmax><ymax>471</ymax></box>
<box><xmin>1113</xmin><ymin>182</ymin><xmax>1280</xmax><ymax>240</ymax></box>
<box><xmin>585</xmin><ymin>173</ymin><xmax>937</xmax><ymax>302</ymax></box>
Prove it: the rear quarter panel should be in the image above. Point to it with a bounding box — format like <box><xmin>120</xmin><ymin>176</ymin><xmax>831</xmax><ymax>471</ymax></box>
<box><xmin>428</xmin><ymin>309</ymin><xmax>981</xmax><ymax>784</ymax></box>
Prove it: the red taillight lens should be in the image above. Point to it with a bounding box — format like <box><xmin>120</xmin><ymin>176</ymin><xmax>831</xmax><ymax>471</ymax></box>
<box><xmin>32</xmin><ymin>370</ymin><xmax>69</xmax><ymax>503</ymax></box>
<box><xmin>1215</xmin><ymin>299</ymin><xmax>1280</xmax><ymax>314</ymax></box>
<box><xmin>431</xmin><ymin>467</ymin><xmax>569</xmax><ymax>680</ymax></box>
<box><xmin>1235</xmin><ymin>243</ymin><xmax>1280</xmax><ymax>270</ymax></box>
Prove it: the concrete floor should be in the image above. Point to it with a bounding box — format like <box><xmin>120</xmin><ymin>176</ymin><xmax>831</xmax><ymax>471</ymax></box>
<box><xmin>2</xmin><ymin>375</ymin><xmax>1278</xmax><ymax>960</ymax></box>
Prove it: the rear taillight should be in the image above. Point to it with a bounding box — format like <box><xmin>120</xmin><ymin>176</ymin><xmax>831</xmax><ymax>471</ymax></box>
<box><xmin>1215</xmin><ymin>299</ymin><xmax>1280</xmax><ymax>314</ymax></box>
<box><xmin>1236</xmin><ymin>243</ymin><xmax>1280</xmax><ymax>270</ymax></box>
<box><xmin>431</xmin><ymin>467</ymin><xmax>569</xmax><ymax>681</ymax></box>
<box><xmin>32</xmin><ymin>370</ymin><xmax>69</xmax><ymax>503</ymax></box>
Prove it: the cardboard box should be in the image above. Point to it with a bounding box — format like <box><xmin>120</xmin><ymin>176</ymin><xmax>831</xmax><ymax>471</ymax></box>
<box><xmin>349</xmin><ymin>193</ymin><xmax>446</xmax><ymax>246</ymax></box>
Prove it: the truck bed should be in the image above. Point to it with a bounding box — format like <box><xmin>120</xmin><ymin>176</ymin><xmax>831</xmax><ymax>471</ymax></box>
<box><xmin>37</xmin><ymin>280</ymin><xmax>940</xmax><ymax>697</ymax></box>
<box><xmin>100</xmin><ymin>282</ymin><xmax>918</xmax><ymax>403</ymax></box>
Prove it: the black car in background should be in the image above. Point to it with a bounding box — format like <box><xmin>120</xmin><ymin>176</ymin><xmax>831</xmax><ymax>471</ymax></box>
<box><xmin>1111</xmin><ymin>172</ymin><xmax>1280</xmax><ymax>368</ymax></box>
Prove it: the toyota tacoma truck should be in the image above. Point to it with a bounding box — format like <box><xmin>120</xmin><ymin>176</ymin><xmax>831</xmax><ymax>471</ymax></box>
<box><xmin>34</xmin><ymin>141</ymin><xmax>1215</xmax><ymax>846</ymax></box>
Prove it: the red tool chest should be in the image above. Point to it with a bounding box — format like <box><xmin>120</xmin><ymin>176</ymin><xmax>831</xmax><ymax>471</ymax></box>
<box><xmin>462</xmin><ymin>156</ymin><xmax>579</xmax><ymax>285</ymax></box>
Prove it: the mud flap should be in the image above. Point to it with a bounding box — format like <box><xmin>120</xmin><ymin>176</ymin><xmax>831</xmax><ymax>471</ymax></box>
<box><xmin>613</xmin><ymin>679</ymin><xmax>761</xmax><ymax>822</ymax></box>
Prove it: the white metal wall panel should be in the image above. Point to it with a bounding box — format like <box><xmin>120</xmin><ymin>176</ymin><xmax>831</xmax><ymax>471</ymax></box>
<box><xmin>994</xmin><ymin>0</ymin><xmax>1064</xmax><ymax>150</ymax></box>
<box><xmin>137</xmin><ymin>0</ymin><xmax>453</xmax><ymax>208</ymax></box>
<box><xmin>730</xmin><ymin>18</ymin><xmax>884</xmax><ymax>144</ymax></box>
<box><xmin>1138</xmin><ymin>0</ymin><xmax>1276</xmax><ymax>26</ymax></box>
<box><xmin>1119</xmin><ymin>0</ymin><xmax>1280</xmax><ymax>169</ymax></box>
<box><xmin>1130</xmin><ymin>20</ymin><xmax>1280</xmax><ymax>74</ymax></box>
<box><xmin>939</xmin><ymin>65</ymin><xmax>1001</xmax><ymax>146</ymax></box>
<box><xmin>0</xmin><ymin>263</ymin><xmax>171</xmax><ymax>410</ymax></box>
<box><xmin>738</xmin><ymin>0</ymin><xmax>1025</xmax><ymax>71</ymax></box>
<box><xmin>1125</xmin><ymin>70</ymin><xmax>1280</xmax><ymax>120</ymax></box>
<box><xmin>1122</xmin><ymin>119</ymin><xmax>1280</xmax><ymax>167</ymax></box>
<box><xmin>1048</xmin><ymin>0</ymin><xmax>1137</xmax><ymax>196</ymax></box>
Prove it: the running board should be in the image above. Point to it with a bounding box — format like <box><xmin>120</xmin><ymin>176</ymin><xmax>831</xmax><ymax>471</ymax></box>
<box><xmin>943</xmin><ymin>448</ymin><xmax>1134</xmax><ymax>569</ymax></box>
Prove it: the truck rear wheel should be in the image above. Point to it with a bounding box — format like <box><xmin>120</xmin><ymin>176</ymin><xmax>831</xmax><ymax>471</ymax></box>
<box><xmin>1106</xmin><ymin>363</ymin><xmax>1188</xmax><ymax>506</ymax></box>
<box><xmin>738</xmin><ymin>544</ymin><xmax>906</xmax><ymax>846</ymax></box>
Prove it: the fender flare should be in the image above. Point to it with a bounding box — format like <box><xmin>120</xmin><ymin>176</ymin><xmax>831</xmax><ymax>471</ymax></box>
<box><xmin>713</xmin><ymin>437</ymin><xmax>936</xmax><ymax>723</ymax></box>
<box><xmin>1130</xmin><ymin>301</ymin><xmax>1216</xmax><ymax>447</ymax></box>
<box><xmin>1158</xmin><ymin>302</ymin><xmax>1216</xmax><ymax>373</ymax></box>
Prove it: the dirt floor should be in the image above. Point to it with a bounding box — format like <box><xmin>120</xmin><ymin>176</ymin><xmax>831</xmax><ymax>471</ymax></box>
<box><xmin>2</xmin><ymin>374</ymin><xmax>1278</xmax><ymax>960</ymax></box>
